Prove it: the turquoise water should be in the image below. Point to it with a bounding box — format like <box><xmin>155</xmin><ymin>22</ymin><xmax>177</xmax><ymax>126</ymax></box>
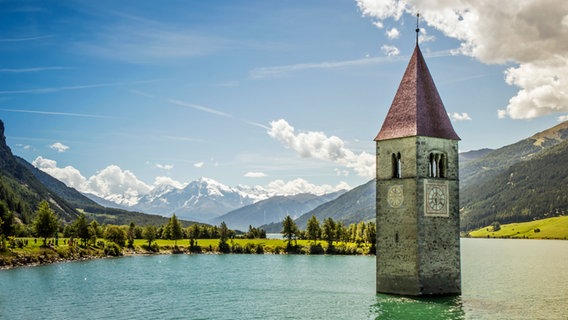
<box><xmin>1</xmin><ymin>239</ymin><xmax>567</xmax><ymax>319</ymax></box>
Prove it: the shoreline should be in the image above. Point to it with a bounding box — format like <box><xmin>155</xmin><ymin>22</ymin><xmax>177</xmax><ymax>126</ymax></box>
<box><xmin>0</xmin><ymin>244</ymin><xmax>372</xmax><ymax>271</ymax></box>
<box><xmin>4</xmin><ymin>236</ymin><xmax>564</xmax><ymax>271</ymax></box>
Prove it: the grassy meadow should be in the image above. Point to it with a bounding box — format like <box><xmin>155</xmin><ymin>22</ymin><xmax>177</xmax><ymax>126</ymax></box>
<box><xmin>1</xmin><ymin>236</ymin><xmax>371</xmax><ymax>269</ymax></box>
<box><xmin>468</xmin><ymin>216</ymin><xmax>568</xmax><ymax>240</ymax></box>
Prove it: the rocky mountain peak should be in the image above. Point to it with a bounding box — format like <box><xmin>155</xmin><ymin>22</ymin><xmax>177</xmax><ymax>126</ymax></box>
<box><xmin>531</xmin><ymin>120</ymin><xmax>568</xmax><ymax>147</ymax></box>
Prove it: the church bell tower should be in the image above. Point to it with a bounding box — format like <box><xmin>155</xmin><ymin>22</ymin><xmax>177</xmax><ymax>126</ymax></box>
<box><xmin>374</xmin><ymin>33</ymin><xmax>461</xmax><ymax>295</ymax></box>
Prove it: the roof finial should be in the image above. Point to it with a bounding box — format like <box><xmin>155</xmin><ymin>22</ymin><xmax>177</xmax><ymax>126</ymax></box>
<box><xmin>415</xmin><ymin>12</ymin><xmax>420</xmax><ymax>45</ymax></box>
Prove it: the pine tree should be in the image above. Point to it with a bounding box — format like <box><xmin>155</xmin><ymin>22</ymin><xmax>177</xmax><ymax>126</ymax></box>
<box><xmin>306</xmin><ymin>215</ymin><xmax>320</xmax><ymax>244</ymax></box>
<box><xmin>168</xmin><ymin>214</ymin><xmax>183</xmax><ymax>246</ymax></box>
<box><xmin>281</xmin><ymin>215</ymin><xmax>299</xmax><ymax>251</ymax></box>
<box><xmin>218</xmin><ymin>221</ymin><xmax>230</xmax><ymax>253</ymax></box>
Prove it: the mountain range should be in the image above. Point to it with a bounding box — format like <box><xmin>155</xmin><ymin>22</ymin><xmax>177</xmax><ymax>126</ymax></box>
<box><xmin>210</xmin><ymin>191</ymin><xmax>346</xmax><ymax>231</ymax></box>
<box><xmin>263</xmin><ymin>121</ymin><xmax>568</xmax><ymax>232</ymax></box>
<box><xmin>2</xmin><ymin>118</ymin><xmax>567</xmax><ymax>232</ymax></box>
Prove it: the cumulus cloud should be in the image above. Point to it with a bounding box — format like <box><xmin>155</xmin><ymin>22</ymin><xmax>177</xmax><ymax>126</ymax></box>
<box><xmin>449</xmin><ymin>112</ymin><xmax>472</xmax><ymax>121</ymax></box>
<box><xmin>558</xmin><ymin>115</ymin><xmax>568</xmax><ymax>122</ymax></box>
<box><xmin>33</xmin><ymin>156</ymin><xmax>86</xmax><ymax>190</ymax></box>
<box><xmin>267</xmin><ymin>119</ymin><xmax>374</xmax><ymax>178</ymax></box>
<box><xmin>83</xmin><ymin>165</ymin><xmax>151</xmax><ymax>205</ymax></box>
<box><xmin>32</xmin><ymin>156</ymin><xmax>151</xmax><ymax>206</ymax></box>
<box><xmin>386</xmin><ymin>27</ymin><xmax>400</xmax><ymax>39</ymax></box>
<box><xmin>266</xmin><ymin>178</ymin><xmax>351</xmax><ymax>196</ymax></box>
<box><xmin>50</xmin><ymin>142</ymin><xmax>69</xmax><ymax>152</ymax></box>
<box><xmin>245</xmin><ymin>172</ymin><xmax>267</xmax><ymax>178</ymax></box>
<box><xmin>356</xmin><ymin>0</ymin><xmax>568</xmax><ymax>119</ymax></box>
<box><xmin>381</xmin><ymin>44</ymin><xmax>400</xmax><ymax>56</ymax></box>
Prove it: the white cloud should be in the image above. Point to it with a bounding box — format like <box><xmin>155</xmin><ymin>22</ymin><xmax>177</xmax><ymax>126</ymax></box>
<box><xmin>418</xmin><ymin>28</ymin><xmax>435</xmax><ymax>44</ymax></box>
<box><xmin>558</xmin><ymin>115</ymin><xmax>568</xmax><ymax>122</ymax></box>
<box><xmin>194</xmin><ymin>162</ymin><xmax>204</xmax><ymax>168</ymax></box>
<box><xmin>49</xmin><ymin>142</ymin><xmax>69</xmax><ymax>153</ymax></box>
<box><xmin>245</xmin><ymin>172</ymin><xmax>267</xmax><ymax>178</ymax></box>
<box><xmin>155</xmin><ymin>163</ymin><xmax>174</xmax><ymax>170</ymax></box>
<box><xmin>381</xmin><ymin>44</ymin><xmax>400</xmax><ymax>56</ymax></box>
<box><xmin>449</xmin><ymin>112</ymin><xmax>472</xmax><ymax>121</ymax></box>
<box><xmin>386</xmin><ymin>27</ymin><xmax>400</xmax><ymax>39</ymax></box>
<box><xmin>357</xmin><ymin>0</ymin><xmax>568</xmax><ymax>120</ymax></box>
<box><xmin>16</xmin><ymin>144</ymin><xmax>31</xmax><ymax>150</ymax></box>
<box><xmin>153</xmin><ymin>176</ymin><xmax>187</xmax><ymax>189</ymax></box>
<box><xmin>334</xmin><ymin>168</ymin><xmax>350</xmax><ymax>176</ymax></box>
<box><xmin>83</xmin><ymin>165</ymin><xmax>151</xmax><ymax>206</ymax></box>
<box><xmin>32</xmin><ymin>156</ymin><xmax>86</xmax><ymax>190</ymax></box>
<box><xmin>32</xmin><ymin>156</ymin><xmax>151</xmax><ymax>206</ymax></box>
<box><xmin>267</xmin><ymin>119</ymin><xmax>374</xmax><ymax>178</ymax></box>
<box><xmin>266</xmin><ymin>178</ymin><xmax>351</xmax><ymax>196</ymax></box>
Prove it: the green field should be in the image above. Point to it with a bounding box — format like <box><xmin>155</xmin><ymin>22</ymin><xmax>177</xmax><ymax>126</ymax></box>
<box><xmin>1</xmin><ymin>236</ymin><xmax>370</xmax><ymax>268</ymax></box>
<box><xmin>468</xmin><ymin>216</ymin><xmax>568</xmax><ymax>240</ymax></box>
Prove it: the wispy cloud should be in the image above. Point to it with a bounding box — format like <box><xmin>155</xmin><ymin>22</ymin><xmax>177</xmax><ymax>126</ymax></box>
<box><xmin>155</xmin><ymin>163</ymin><xmax>174</xmax><ymax>170</ymax></box>
<box><xmin>0</xmin><ymin>67</ymin><xmax>68</xmax><ymax>73</ymax></box>
<box><xmin>194</xmin><ymin>162</ymin><xmax>204</xmax><ymax>168</ymax></box>
<box><xmin>244</xmin><ymin>172</ymin><xmax>267</xmax><ymax>178</ymax></box>
<box><xmin>0</xmin><ymin>79</ymin><xmax>160</xmax><ymax>95</ymax></box>
<box><xmin>168</xmin><ymin>99</ymin><xmax>232</xmax><ymax>118</ymax></box>
<box><xmin>250</xmin><ymin>55</ymin><xmax>403</xmax><ymax>79</ymax></box>
<box><xmin>160</xmin><ymin>135</ymin><xmax>202</xmax><ymax>143</ymax></box>
<box><xmin>131</xmin><ymin>90</ymin><xmax>267</xmax><ymax>130</ymax></box>
<box><xmin>249</xmin><ymin>51</ymin><xmax>453</xmax><ymax>79</ymax></box>
<box><xmin>0</xmin><ymin>35</ymin><xmax>53</xmax><ymax>42</ymax></box>
<box><xmin>74</xmin><ymin>15</ymin><xmax>230</xmax><ymax>64</ymax></box>
<box><xmin>0</xmin><ymin>108</ymin><xmax>114</xmax><ymax>119</ymax></box>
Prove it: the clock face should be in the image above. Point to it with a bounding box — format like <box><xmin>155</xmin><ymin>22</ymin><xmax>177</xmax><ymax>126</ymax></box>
<box><xmin>428</xmin><ymin>186</ymin><xmax>446</xmax><ymax>210</ymax></box>
<box><xmin>387</xmin><ymin>185</ymin><xmax>403</xmax><ymax>208</ymax></box>
<box><xmin>425</xmin><ymin>183</ymin><xmax>448</xmax><ymax>216</ymax></box>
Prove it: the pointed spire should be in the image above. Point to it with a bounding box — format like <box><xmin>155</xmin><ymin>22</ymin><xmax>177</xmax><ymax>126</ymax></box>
<box><xmin>375</xmin><ymin>45</ymin><xmax>460</xmax><ymax>141</ymax></box>
<box><xmin>415</xmin><ymin>12</ymin><xmax>420</xmax><ymax>45</ymax></box>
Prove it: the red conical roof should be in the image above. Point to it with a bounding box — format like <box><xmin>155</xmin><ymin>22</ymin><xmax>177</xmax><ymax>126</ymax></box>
<box><xmin>375</xmin><ymin>45</ymin><xmax>460</xmax><ymax>141</ymax></box>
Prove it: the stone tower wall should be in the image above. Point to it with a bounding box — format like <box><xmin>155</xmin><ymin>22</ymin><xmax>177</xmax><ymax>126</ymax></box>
<box><xmin>376</xmin><ymin>136</ymin><xmax>461</xmax><ymax>295</ymax></box>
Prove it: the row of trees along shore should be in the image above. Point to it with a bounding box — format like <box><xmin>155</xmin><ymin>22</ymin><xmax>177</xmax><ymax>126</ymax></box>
<box><xmin>1</xmin><ymin>201</ymin><xmax>376</xmax><ymax>266</ymax></box>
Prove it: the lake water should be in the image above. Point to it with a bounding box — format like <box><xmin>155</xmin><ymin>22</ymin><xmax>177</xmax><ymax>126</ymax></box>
<box><xmin>1</xmin><ymin>239</ymin><xmax>567</xmax><ymax>319</ymax></box>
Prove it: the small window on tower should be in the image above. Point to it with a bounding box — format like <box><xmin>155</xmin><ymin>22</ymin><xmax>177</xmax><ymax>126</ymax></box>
<box><xmin>392</xmin><ymin>152</ymin><xmax>402</xmax><ymax>178</ymax></box>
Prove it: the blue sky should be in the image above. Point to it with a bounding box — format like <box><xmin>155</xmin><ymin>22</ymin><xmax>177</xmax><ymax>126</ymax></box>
<box><xmin>1</xmin><ymin>0</ymin><xmax>566</xmax><ymax>201</ymax></box>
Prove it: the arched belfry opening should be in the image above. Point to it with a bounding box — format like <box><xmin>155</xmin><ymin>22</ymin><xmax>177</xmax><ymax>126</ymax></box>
<box><xmin>373</xmin><ymin>15</ymin><xmax>461</xmax><ymax>296</ymax></box>
<box><xmin>429</xmin><ymin>152</ymin><xmax>446</xmax><ymax>178</ymax></box>
<box><xmin>392</xmin><ymin>152</ymin><xmax>402</xmax><ymax>178</ymax></box>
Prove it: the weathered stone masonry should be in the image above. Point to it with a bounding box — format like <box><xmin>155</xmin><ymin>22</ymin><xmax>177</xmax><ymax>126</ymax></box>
<box><xmin>375</xmin><ymin>44</ymin><xmax>461</xmax><ymax>296</ymax></box>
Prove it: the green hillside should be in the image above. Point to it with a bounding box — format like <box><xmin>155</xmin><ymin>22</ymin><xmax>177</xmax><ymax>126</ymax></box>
<box><xmin>468</xmin><ymin>216</ymin><xmax>568</xmax><ymax>240</ymax></box>
<box><xmin>0</xmin><ymin>121</ymin><xmax>79</xmax><ymax>223</ymax></box>
<box><xmin>460</xmin><ymin>121</ymin><xmax>568</xmax><ymax>231</ymax></box>
<box><xmin>294</xmin><ymin>179</ymin><xmax>375</xmax><ymax>229</ymax></box>
<box><xmin>461</xmin><ymin>138</ymin><xmax>568</xmax><ymax>230</ymax></box>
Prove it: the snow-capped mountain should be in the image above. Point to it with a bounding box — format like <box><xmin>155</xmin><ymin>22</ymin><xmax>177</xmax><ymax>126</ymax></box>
<box><xmin>133</xmin><ymin>177</ymin><xmax>265</xmax><ymax>221</ymax></box>
<box><xmin>83</xmin><ymin>177</ymin><xmax>270</xmax><ymax>222</ymax></box>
